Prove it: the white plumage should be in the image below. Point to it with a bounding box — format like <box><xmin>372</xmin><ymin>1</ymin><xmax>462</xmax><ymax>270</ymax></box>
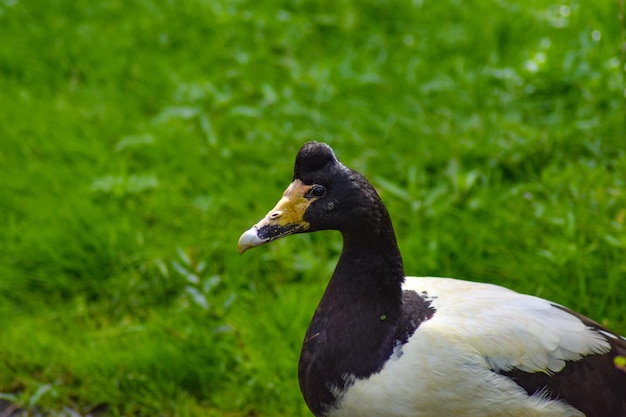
<box><xmin>330</xmin><ymin>277</ymin><xmax>609</xmax><ymax>417</ymax></box>
<box><xmin>407</xmin><ymin>278</ymin><xmax>610</xmax><ymax>373</ymax></box>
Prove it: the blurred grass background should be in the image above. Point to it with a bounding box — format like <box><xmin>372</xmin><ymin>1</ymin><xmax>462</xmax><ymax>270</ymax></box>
<box><xmin>0</xmin><ymin>0</ymin><xmax>625</xmax><ymax>415</ymax></box>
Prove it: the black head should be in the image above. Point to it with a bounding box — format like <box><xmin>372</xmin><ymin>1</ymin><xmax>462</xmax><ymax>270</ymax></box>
<box><xmin>294</xmin><ymin>142</ymin><xmax>385</xmax><ymax>233</ymax></box>
<box><xmin>238</xmin><ymin>141</ymin><xmax>389</xmax><ymax>252</ymax></box>
<box><xmin>293</xmin><ymin>141</ymin><xmax>340</xmax><ymax>183</ymax></box>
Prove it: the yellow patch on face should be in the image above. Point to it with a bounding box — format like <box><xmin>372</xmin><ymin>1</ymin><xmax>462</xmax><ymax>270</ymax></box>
<box><xmin>238</xmin><ymin>180</ymin><xmax>320</xmax><ymax>254</ymax></box>
<box><xmin>261</xmin><ymin>179</ymin><xmax>314</xmax><ymax>228</ymax></box>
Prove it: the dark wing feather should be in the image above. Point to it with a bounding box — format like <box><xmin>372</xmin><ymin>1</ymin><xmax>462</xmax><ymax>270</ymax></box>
<box><xmin>502</xmin><ymin>306</ymin><xmax>626</xmax><ymax>417</ymax></box>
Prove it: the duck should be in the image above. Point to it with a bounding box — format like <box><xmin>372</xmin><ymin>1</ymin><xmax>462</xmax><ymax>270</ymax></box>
<box><xmin>238</xmin><ymin>141</ymin><xmax>626</xmax><ymax>417</ymax></box>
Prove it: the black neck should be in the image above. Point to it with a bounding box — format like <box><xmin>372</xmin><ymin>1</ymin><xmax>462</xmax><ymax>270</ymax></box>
<box><xmin>336</xmin><ymin>225</ymin><xmax>406</xmax><ymax>312</ymax></box>
<box><xmin>298</xmin><ymin>214</ymin><xmax>407</xmax><ymax>416</ymax></box>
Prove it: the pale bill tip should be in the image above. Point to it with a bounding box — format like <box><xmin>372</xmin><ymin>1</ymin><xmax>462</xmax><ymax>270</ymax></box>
<box><xmin>238</xmin><ymin>227</ymin><xmax>266</xmax><ymax>254</ymax></box>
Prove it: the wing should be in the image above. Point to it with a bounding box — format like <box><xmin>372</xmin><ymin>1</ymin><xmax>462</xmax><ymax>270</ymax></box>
<box><xmin>401</xmin><ymin>277</ymin><xmax>612</xmax><ymax>374</ymax></box>
<box><xmin>401</xmin><ymin>277</ymin><xmax>626</xmax><ymax>417</ymax></box>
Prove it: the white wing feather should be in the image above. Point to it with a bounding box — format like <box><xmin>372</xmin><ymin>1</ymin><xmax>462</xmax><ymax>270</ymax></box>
<box><xmin>402</xmin><ymin>277</ymin><xmax>610</xmax><ymax>374</ymax></box>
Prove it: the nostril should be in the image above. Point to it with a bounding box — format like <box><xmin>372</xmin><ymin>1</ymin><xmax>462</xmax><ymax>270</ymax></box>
<box><xmin>269</xmin><ymin>211</ymin><xmax>283</xmax><ymax>220</ymax></box>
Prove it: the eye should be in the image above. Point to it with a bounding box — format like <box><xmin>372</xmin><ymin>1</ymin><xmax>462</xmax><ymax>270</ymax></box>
<box><xmin>309</xmin><ymin>185</ymin><xmax>326</xmax><ymax>198</ymax></box>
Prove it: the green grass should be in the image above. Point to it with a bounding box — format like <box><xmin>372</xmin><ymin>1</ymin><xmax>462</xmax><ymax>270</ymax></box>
<box><xmin>1</xmin><ymin>0</ymin><xmax>625</xmax><ymax>415</ymax></box>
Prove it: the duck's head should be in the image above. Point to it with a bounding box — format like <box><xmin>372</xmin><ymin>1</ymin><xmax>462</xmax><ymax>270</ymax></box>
<box><xmin>238</xmin><ymin>141</ymin><xmax>383</xmax><ymax>254</ymax></box>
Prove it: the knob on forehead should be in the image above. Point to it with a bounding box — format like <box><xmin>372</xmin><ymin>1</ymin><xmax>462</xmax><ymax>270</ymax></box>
<box><xmin>294</xmin><ymin>141</ymin><xmax>339</xmax><ymax>180</ymax></box>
